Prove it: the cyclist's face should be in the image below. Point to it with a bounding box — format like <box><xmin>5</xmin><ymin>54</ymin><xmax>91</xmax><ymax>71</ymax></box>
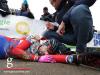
<box><xmin>38</xmin><ymin>45</ymin><xmax>49</xmax><ymax>55</ymax></box>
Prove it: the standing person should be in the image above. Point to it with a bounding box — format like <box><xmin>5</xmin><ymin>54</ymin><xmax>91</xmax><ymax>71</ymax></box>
<box><xmin>40</xmin><ymin>7</ymin><xmax>53</xmax><ymax>22</ymax></box>
<box><xmin>0</xmin><ymin>0</ymin><xmax>10</xmax><ymax>17</ymax></box>
<box><xmin>16</xmin><ymin>0</ymin><xmax>34</xmax><ymax>19</ymax></box>
<box><xmin>43</xmin><ymin>0</ymin><xmax>96</xmax><ymax>54</ymax></box>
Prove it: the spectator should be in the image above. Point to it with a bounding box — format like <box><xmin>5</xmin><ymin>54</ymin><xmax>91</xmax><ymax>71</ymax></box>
<box><xmin>0</xmin><ymin>0</ymin><xmax>10</xmax><ymax>17</ymax></box>
<box><xmin>10</xmin><ymin>8</ymin><xmax>17</xmax><ymax>15</ymax></box>
<box><xmin>40</xmin><ymin>7</ymin><xmax>53</xmax><ymax>22</ymax></box>
<box><xmin>16</xmin><ymin>0</ymin><xmax>34</xmax><ymax>19</ymax></box>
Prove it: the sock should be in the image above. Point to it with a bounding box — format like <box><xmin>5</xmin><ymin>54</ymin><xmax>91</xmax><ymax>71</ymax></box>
<box><xmin>51</xmin><ymin>55</ymin><xmax>66</xmax><ymax>63</ymax></box>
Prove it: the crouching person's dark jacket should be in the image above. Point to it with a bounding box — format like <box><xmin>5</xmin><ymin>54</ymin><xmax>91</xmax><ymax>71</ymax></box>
<box><xmin>53</xmin><ymin>0</ymin><xmax>96</xmax><ymax>32</ymax></box>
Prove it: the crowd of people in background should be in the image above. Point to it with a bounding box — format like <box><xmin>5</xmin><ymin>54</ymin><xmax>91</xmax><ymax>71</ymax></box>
<box><xmin>8</xmin><ymin>0</ymin><xmax>35</xmax><ymax>19</ymax></box>
<box><xmin>0</xmin><ymin>0</ymin><xmax>55</xmax><ymax>21</ymax></box>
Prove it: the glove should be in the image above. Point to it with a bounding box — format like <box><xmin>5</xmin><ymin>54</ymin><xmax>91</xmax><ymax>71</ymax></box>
<box><xmin>38</xmin><ymin>55</ymin><xmax>56</xmax><ymax>63</ymax></box>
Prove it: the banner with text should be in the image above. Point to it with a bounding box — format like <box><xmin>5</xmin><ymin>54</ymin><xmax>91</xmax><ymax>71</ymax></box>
<box><xmin>0</xmin><ymin>15</ymin><xmax>46</xmax><ymax>38</ymax></box>
<box><xmin>87</xmin><ymin>32</ymin><xmax>100</xmax><ymax>47</ymax></box>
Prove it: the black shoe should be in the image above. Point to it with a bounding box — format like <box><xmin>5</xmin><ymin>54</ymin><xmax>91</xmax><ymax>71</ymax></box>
<box><xmin>67</xmin><ymin>53</ymin><xmax>89</xmax><ymax>65</ymax></box>
<box><xmin>78</xmin><ymin>52</ymin><xmax>100</xmax><ymax>65</ymax></box>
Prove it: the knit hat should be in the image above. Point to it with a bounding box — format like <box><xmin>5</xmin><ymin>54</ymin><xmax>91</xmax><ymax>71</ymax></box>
<box><xmin>22</xmin><ymin>0</ymin><xmax>28</xmax><ymax>9</ymax></box>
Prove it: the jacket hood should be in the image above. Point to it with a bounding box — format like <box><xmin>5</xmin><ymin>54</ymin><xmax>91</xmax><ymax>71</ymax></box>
<box><xmin>74</xmin><ymin>0</ymin><xmax>96</xmax><ymax>7</ymax></box>
<box><xmin>56</xmin><ymin>0</ymin><xmax>96</xmax><ymax>11</ymax></box>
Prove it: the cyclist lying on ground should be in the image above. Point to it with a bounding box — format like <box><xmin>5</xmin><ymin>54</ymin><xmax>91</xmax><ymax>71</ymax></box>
<box><xmin>0</xmin><ymin>35</ymin><xmax>72</xmax><ymax>61</ymax></box>
<box><xmin>0</xmin><ymin>35</ymin><xmax>99</xmax><ymax>68</ymax></box>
